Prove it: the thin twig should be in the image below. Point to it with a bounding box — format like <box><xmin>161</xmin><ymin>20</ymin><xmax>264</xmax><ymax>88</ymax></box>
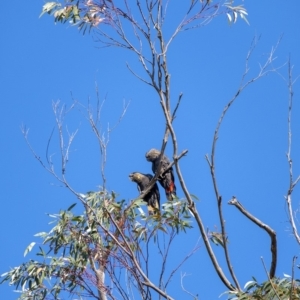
<box><xmin>158</xmin><ymin>228</ymin><xmax>176</xmax><ymax>290</ymax></box>
<box><xmin>165</xmin><ymin>240</ymin><xmax>201</xmax><ymax>289</ymax></box>
<box><xmin>171</xmin><ymin>93</ymin><xmax>183</xmax><ymax>122</ymax></box>
<box><xmin>46</xmin><ymin>127</ymin><xmax>55</xmax><ymax>165</ymax></box>
<box><xmin>260</xmin><ymin>257</ymin><xmax>281</xmax><ymax>300</ymax></box>
<box><xmin>180</xmin><ymin>273</ymin><xmax>198</xmax><ymax>299</ymax></box>
<box><xmin>290</xmin><ymin>256</ymin><xmax>297</xmax><ymax>299</ymax></box>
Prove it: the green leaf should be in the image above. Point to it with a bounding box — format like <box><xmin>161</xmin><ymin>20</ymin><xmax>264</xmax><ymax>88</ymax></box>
<box><xmin>24</xmin><ymin>242</ymin><xmax>36</xmax><ymax>257</ymax></box>
<box><xmin>40</xmin><ymin>270</ymin><xmax>45</xmax><ymax>286</ymax></box>
<box><xmin>39</xmin><ymin>2</ymin><xmax>61</xmax><ymax>18</ymax></box>
<box><xmin>67</xmin><ymin>203</ymin><xmax>77</xmax><ymax>211</ymax></box>
<box><xmin>72</xmin><ymin>216</ymin><xmax>83</xmax><ymax>222</ymax></box>
<box><xmin>0</xmin><ymin>271</ymin><xmax>9</xmax><ymax>278</ymax></box>
<box><xmin>240</xmin><ymin>13</ymin><xmax>250</xmax><ymax>25</ymax></box>
<box><xmin>37</xmin><ymin>246</ymin><xmax>46</xmax><ymax>257</ymax></box>
<box><xmin>226</xmin><ymin>13</ymin><xmax>232</xmax><ymax>24</ymax></box>
<box><xmin>244</xmin><ymin>280</ymin><xmax>257</xmax><ymax>291</ymax></box>
<box><xmin>34</xmin><ymin>232</ymin><xmax>48</xmax><ymax>237</ymax></box>
<box><xmin>157</xmin><ymin>226</ymin><xmax>168</xmax><ymax>234</ymax></box>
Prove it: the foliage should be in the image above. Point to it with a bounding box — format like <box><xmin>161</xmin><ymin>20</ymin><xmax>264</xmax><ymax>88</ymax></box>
<box><xmin>226</xmin><ymin>276</ymin><xmax>300</xmax><ymax>299</ymax></box>
<box><xmin>1</xmin><ymin>191</ymin><xmax>193</xmax><ymax>299</ymax></box>
<box><xmin>40</xmin><ymin>0</ymin><xmax>249</xmax><ymax>35</ymax></box>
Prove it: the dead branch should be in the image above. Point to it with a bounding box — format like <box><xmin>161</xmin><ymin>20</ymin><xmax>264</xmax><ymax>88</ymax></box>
<box><xmin>284</xmin><ymin>56</ymin><xmax>300</xmax><ymax>244</ymax></box>
<box><xmin>157</xmin><ymin>228</ymin><xmax>177</xmax><ymax>291</ymax></box>
<box><xmin>205</xmin><ymin>36</ymin><xmax>282</xmax><ymax>289</ymax></box>
<box><xmin>52</xmin><ymin>101</ymin><xmax>78</xmax><ymax>176</ymax></box>
<box><xmin>171</xmin><ymin>93</ymin><xmax>183</xmax><ymax>122</ymax></box>
<box><xmin>180</xmin><ymin>272</ymin><xmax>199</xmax><ymax>299</ymax></box>
<box><xmin>77</xmin><ymin>90</ymin><xmax>129</xmax><ymax>190</ymax></box>
<box><xmin>165</xmin><ymin>240</ymin><xmax>201</xmax><ymax>289</ymax></box>
<box><xmin>229</xmin><ymin>197</ymin><xmax>277</xmax><ymax>279</ymax></box>
<box><xmin>21</xmin><ymin>102</ymin><xmax>83</xmax><ymax>202</ymax></box>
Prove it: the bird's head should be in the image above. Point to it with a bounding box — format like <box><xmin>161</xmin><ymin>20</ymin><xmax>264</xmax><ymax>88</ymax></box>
<box><xmin>129</xmin><ymin>172</ymin><xmax>153</xmax><ymax>184</ymax></box>
<box><xmin>145</xmin><ymin>148</ymin><xmax>160</xmax><ymax>161</ymax></box>
<box><xmin>129</xmin><ymin>172</ymin><xmax>142</xmax><ymax>183</ymax></box>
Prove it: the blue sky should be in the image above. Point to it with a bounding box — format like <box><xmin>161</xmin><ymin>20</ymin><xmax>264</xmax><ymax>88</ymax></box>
<box><xmin>1</xmin><ymin>1</ymin><xmax>300</xmax><ymax>299</ymax></box>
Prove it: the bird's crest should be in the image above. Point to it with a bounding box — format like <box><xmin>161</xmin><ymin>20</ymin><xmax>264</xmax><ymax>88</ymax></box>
<box><xmin>145</xmin><ymin>148</ymin><xmax>160</xmax><ymax>161</ymax></box>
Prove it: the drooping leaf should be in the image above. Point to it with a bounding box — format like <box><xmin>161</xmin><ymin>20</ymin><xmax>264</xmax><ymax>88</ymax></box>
<box><xmin>24</xmin><ymin>242</ymin><xmax>36</xmax><ymax>257</ymax></box>
<box><xmin>34</xmin><ymin>232</ymin><xmax>48</xmax><ymax>237</ymax></box>
<box><xmin>39</xmin><ymin>2</ymin><xmax>61</xmax><ymax>18</ymax></box>
<box><xmin>67</xmin><ymin>203</ymin><xmax>77</xmax><ymax>211</ymax></box>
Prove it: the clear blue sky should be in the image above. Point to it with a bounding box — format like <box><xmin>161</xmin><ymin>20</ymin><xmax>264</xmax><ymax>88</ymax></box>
<box><xmin>1</xmin><ymin>1</ymin><xmax>300</xmax><ymax>299</ymax></box>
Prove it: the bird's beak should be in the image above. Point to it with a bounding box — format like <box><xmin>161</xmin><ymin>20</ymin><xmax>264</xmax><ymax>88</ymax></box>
<box><xmin>129</xmin><ymin>173</ymin><xmax>133</xmax><ymax>181</ymax></box>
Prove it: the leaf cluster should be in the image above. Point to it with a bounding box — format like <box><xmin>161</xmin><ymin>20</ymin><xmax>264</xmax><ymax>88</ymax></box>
<box><xmin>40</xmin><ymin>1</ymin><xmax>109</xmax><ymax>34</ymax></box>
<box><xmin>1</xmin><ymin>190</ymin><xmax>193</xmax><ymax>299</ymax></box>
<box><xmin>40</xmin><ymin>0</ymin><xmax>249</xmax><ymax>37</ymax></box>
<box><xmin>226</xmin><ymin>276</ymin><xmax>300</xmax><ymax>299</ymax></box>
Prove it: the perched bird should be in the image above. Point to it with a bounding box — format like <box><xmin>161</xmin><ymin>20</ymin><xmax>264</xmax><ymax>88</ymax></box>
<box><xmin>145</xmin><ymin>148</ymin><xmax>176</xmax><ymax>201</ymax></box>
<box><xmin>129</xmin><ymin>172</ymin><xmax>160</xmax><ymax>215</ymax></box>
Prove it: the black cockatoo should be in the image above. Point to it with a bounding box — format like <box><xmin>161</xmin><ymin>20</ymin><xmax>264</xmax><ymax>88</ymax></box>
<box><xmin>145</xmin><ymin>148</ymin><xmax>176</xmax><ymax>201</ymax></box>
<box><xmin>129</xmin><ymin>172</ymin><xmax>160</xmax><ymax>215</ymax></box>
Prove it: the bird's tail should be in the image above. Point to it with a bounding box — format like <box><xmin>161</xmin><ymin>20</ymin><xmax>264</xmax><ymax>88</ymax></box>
<box><xmin>166</xmin><ymin>182</ymin><xmax>176</xmax><ymax>201</ymax></box>
<box><xmin>147</xmin><ymin>200</ymin><xmax>160</xmax><ymax>215</ymax></box>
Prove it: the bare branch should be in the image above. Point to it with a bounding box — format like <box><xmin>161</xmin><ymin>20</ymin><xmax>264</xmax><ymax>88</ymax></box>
<box><xmin>229</xmin><ymin>197</ymin><xmax>277</xmax><ymax>279</ymax></box>
<box><xmin>21</xmin><ymin>103</ymin><xmax>82</xmax><ymax>202</ymax></box>
<box><xmin>218</xmin><ymin>196</ymin><xmax>241</xmax><ymax>290</ymax></box>
<box><xmin>165</xmin><ymin>240</ymin><xmax>201</xmax><ymax>289</ymax></box>
<box><xmin>175</xmin><ymin>161</ymin><xmax>236</xmax><ymax>291</ymax></box>
<box><xmin>78</xmin><ymin>91</ymin><xmax>129</xmax><ymax>190</ymax></box>
<box><xmin>126</xmin><ymin>62</ymin><xmax>153</xmax><ymax>86</ymax></box>
<box><xmin>52</xmin><ymin>100</ymin><xmax>78</xmax><ymax>176</ymax></box>
<box><xmin>204</xmin><ymin>36</ymin><xmax>282</xmax><ymax>289</ymax></box>
<box><xmin>46</xmin><ymin>127</ymin><xmax>55</xmax><ymax>166</ymax></box>
<box><xmin>171</xmin><ymin>93</ymin><xmax>183</xmax><ymax>122</ymax></box>
<box><xmin>157</xmin><ymin>228</ymin><xmax>176</xmax><ymax>290</ymax></box>
<box><xmin>180</xmin><ymin>273</ymin><xmax>199</xmax><ymax>299</ymax></box>
<box><xmin>284</xmin><ymin>56</ymin><xmax>300</xmax><ymax>244</ymax></box>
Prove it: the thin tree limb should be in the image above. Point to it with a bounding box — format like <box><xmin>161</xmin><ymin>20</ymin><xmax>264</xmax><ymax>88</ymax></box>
<box><xmin>284</xmin><ymin>56</ymin><xmax>300</xmax><ymax>244</ymax></box>
<box><xmin>229</xmin><ymin>197</ymin><xmax>277</xmax><ymax>279</ymax></box>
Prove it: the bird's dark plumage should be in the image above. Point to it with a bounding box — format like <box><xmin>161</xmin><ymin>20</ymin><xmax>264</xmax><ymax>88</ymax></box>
<box><xmin>129</xmin><ymin>172</ymin><xmax>160</xmax><ymax>215</ymax></box>
<box><xmin>145</xmin><ymin>148</ymin><xmax>176</xmax><ymax>201</ymax></box>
